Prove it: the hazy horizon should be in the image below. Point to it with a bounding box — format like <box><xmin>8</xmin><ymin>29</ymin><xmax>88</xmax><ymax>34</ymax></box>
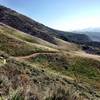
<box><xmin>0</xmin><ymin>0</ymin><xmax>100</xmax><ymax>31</ymax></box>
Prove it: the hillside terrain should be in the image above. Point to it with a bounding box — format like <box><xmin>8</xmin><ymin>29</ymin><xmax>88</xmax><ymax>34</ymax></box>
<box><xmin>0</xmin><ymin>5</ymin><xmax>92</xmax><ymax>44</ymax></box>
<box><xmin>0</xmin><ymin>5</ymin><xmax>100</xmax><ymax>100</ymax></box>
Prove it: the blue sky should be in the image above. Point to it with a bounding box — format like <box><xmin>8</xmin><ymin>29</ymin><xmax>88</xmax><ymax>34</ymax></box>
<box><xmin>0</xmin><ymin>0</ymin><xmax>100</xmax><ymax>31</ymax></box>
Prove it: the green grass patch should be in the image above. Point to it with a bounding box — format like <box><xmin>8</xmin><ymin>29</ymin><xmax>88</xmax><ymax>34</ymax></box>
<box><xmin>68</xmin><ymin>57</ymin><xmax>100</xmax><ymax>80</ymax></box>
<box><xmin>0</xmin><ymin>22</ymin><xmax>37</xmax><ymax>43</ymax></box>
<box><xmin>27</xmin><ymin>54</ymin><xmax>68</xmax><ymax>70</ymax></box>
<box><xmin>27</xmin><ymin>54</ymin><xmax>100</xmax><ymax>85</ymax></box>
<box><xmin>0</xmin><ymin>32</ymin><xmax>51</xmax><ymax>56</ymax></box>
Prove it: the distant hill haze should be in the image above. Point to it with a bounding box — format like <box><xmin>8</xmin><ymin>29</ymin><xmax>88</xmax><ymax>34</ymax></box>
<box><xmin>85</xmin><ymin>32</ymin><xmax>100</xmax><ymax>42</ymax></box>
<box><xmin>74</xmin><ymin>28</ymin><xmax>100</xmax><ymax>42</ymax></box>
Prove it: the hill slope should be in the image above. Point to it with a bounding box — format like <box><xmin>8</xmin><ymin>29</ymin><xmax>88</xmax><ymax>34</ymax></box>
<box><xmin>0</xmin><ymin>5</ymin><xmax>100</xmax><ymax>100</ymax></box>
<box><xmin>0</xmin><ymin>22</ymin><xmax>100</xmax><ymax>100</ymax></box>
<box><xmin>0</xmin><ymin>51</ymin><xmax>100</xmax><ymax>100</ymax></box>
<box><xmin>0</xmin><ymin>5</ymin><xmax>91</xmax><ymax>44</ymax></box>
<box><xmin>0</xmin><ymin>23</ymin><xmax>58</xmax><ymax>56</ymax></box>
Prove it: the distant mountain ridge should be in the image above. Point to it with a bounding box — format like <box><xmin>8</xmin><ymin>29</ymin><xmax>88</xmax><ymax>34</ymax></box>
<box><xmin>80</xmin><ymin>27</ymin><xmax>100</xmax><ymax>32</ymax></box>
<box><xmin>74</xmin><ymin>28</ymin><xmax>100</xmax><ymax>42</ymax></box>
<box><xmin>85</xmin><ymin>32</ymin><xmax>100</xmax><ymax>42</ymax></box>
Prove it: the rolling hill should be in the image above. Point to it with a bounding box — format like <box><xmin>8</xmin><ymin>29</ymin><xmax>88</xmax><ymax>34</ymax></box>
<box><xmin>0</xmin><ymin>5</ymin><xmax>100</xmax><ymax>100</ymax></box>
<box><xmin>0</xmin><ymin>5</ymin><xmax>91</xmax><ymax>44</ymax></box>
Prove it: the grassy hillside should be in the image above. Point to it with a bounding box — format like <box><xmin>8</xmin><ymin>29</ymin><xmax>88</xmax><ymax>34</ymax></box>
<box><xmin>0</xmin><ymin>5</ymin><xmax>100</xmax><ymax>100</ymax></box>
<box><xmin>0</xmin><ymin>22</ymin><xmax>100</xmax><ymax>100</ymax></box>
<box><xmin>0</xmin><ymin>23</ymin><xmax>100</xmax><ymax>100</ymax></box>
<box><xmin>55</xmin><ymin>37</ymin><xmax>80</xmax><ymax>51</ymax></box>
<box><xmin>23</xmin><ymin>52</ymin><xmax>100</xmax><ymax>85</ymax></box>
<box><xmin>0</xmin><ymin>5</ymin><xmax>92</xmax><ymax>45</ymax></box>
<box><xmin>0</xmin><ymin>5</ymin><xmax>57</xmax><ymax>44</ymax></box>
<box><xmin>0</xmin><ymin>23</ymin><xmax>80</xmax><ymax>53</ymax></box>
<box><xmin>0</xmin><ymin>51</ymin><xmax>100</xmax><ymax>100</ymax></box>
<box><xmin>0</xmin><ymin>24</ymin><xmax>57</xmax><ymax>56</ymax></box>
<box><xmin>0</xmin><ymin>23</ymin><xmax>59</xmax><ymax>50</ymax></box>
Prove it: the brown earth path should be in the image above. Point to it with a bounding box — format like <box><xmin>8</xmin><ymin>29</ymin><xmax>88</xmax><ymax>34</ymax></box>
<box><xmin>14</xmin><ymin>50</ymin><xmax>100</xmax><ymax>62</ymax></box>
<box><xmin>14</xmin><ymin>51</ymin><xmax>59</xmax><ymax>60</ymax></box>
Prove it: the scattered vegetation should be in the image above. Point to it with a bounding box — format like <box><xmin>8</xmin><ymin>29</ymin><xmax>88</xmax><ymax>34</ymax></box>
<box><xmin>45</xmin><ymin>87</ymin><xmax>85</xmax><ymax>100</ymax></box>
<box><xmin>27</xmin><ymin>53</ymin><xmax>68</xmax><ymax>70</ymax></box>
<box><xmin>25</xmin><ymin>52</ymin><xmax>100</xmax><ymax>89</ymax></box>
<box><xmin>0</xmin><ymin>26</ymin><xmax>57</xmax><ymax>56</ymax></box>
<box><xmin>0</xmin><ymin>23</ymin><xmax>38</xmax><ymax>43</ymax></box>
<box><xmin>0</xmin><ymin>51</ymin><xmax>99</xmax><ymax>100</ymax></box>
<box><xmin>68</xmin><ymin>57</ymin><xmax>100</xmax><ymax>81</ymax></box>
<box><xmin>0</xmin><ymin>5</ymin><xmax>100</xmax><ymax>100</ymax></box>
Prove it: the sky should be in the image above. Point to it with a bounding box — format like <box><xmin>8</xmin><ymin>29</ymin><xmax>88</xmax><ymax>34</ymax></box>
<box><xmin>0</xmin><ymin>0</ymin><xmax>100</xmax><ymax>31</ymax></box>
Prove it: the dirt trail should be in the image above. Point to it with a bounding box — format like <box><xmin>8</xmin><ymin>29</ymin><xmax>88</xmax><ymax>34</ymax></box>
<box><xmin>14</xmin><ymin>51</ymin><xmax>58</xmax><ymax>60</ymax></box>
<box><xmin>14</xmin><ymin>50</ymin><xmax>100</xmax><ymax>62</ymax></box>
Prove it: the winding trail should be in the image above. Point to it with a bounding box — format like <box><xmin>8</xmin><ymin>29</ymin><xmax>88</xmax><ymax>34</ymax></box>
<box><xmin>14</xmin><ymin>51</ymin><xmax>59</xmax><ymax>60</ymax></box>
<box><xmin>14</xmin><ymin>50</ymin><xmax>100</xmax><ymax>62</ymax></box>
